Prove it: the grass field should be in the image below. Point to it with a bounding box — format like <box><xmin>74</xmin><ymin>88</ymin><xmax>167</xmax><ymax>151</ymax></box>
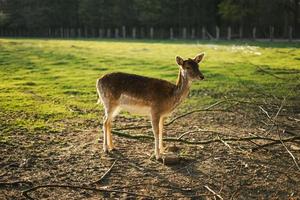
<box><xmin>1</xmin><ymin>38</ymin><xmax>300</xmax><ymax>199</ymax></box>
<box><xmin>0</xmin><ymin>38</ymin><xmax>299</xmax><ymax>135</ymax></box>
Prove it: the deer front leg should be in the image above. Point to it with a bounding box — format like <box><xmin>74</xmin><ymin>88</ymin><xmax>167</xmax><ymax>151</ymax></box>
<box><xmin>151</xmin><ymin>114</ymin><xmax>161</xmax><ymax>160</ymax></box>
<box><xmin>159</xmin><ymin>117</ymin><xmax>164</xmax><ymax>154</ymax></box>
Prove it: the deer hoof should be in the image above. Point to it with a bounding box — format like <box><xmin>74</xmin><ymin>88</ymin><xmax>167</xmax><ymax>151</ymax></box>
<box><xmin>103</xmin><ymin>146</ymin><xmax>108</xmax><ymax>153</ymax></box>
<box><xmin>108</xmin><ymin>145</ymin><xmax>116</xmax><ymax>151</ymax></box>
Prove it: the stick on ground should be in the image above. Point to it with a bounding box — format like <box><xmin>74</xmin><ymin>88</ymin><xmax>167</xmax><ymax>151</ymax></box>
<box><xmin>91</xmin><ymin>159</ymin><xmax>117</xmax><ymax>184</ymax></box>
<box><xmin>204</xmin><ymin>185</ymin><xmax>224</xmax><ymax>200</ymax></box>
<box><xmin>22</xmin><ymin>184</ymin><xmax>155</xmax><ymax>200</ymax></box>
<box><xmin>279</xmin><ymin>130</ymin><xmax>300</xmax><ymax>171</ymax></box>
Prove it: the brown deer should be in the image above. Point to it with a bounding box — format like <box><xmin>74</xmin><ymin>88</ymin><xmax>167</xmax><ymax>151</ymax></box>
<box><xmin>96</xmin><ymin>53</ymin><xmax>205</xmax><ymax>160</ymax></box>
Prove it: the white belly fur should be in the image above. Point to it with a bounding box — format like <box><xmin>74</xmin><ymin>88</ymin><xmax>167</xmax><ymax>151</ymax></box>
<box><xmin>118</xmin><ymin>94</ymin><xmax>151</xmax><ymax>116</ymax></box>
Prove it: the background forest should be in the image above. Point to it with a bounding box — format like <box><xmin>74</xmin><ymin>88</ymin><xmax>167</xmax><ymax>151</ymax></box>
<box><xmin>0</xmin><ymin>0</ymin><xmax>299</xmax><ymax>38</ymax></box>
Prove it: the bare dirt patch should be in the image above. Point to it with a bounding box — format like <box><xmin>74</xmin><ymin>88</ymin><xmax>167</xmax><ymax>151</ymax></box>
<box><xmin>1</xmin><ymin>101</ymin><xmax>300</xmax><ymax>199</ymax></box>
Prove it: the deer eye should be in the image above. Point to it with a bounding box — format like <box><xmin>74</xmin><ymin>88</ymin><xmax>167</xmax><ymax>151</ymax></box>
<box><xmin>186</xmin><ymin>66</ymin><xmax>191</xmax><ymax>70</ymax></box>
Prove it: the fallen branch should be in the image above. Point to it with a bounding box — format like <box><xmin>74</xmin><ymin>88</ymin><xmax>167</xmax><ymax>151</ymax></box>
<box><xmin>91</xmin><ymin>160</ymin><xmax>117</xmax><ymax>184</ymax></box>
<box><xmin>112</xmin><ymin>130</ymin><xmax>295</xmax><ymax>145</ymax></box>
<box><xmin>252</xmin><ymin>136</ymin><xmax>300</xmax><ymax>152</ymax></box>
<box><xmin>23</xmin><ymin>184</ymin><xmax>154</xmax><ymax>200</ymax></box>
<box><xmin>165</xmin><ymin>100</ymin><xmax>225</xmax><ymax>126</ymax></box>
<box><xmin>114</xmin><ymin>100</ymin><xmax>225</xmax><ymax>131</ymax></box>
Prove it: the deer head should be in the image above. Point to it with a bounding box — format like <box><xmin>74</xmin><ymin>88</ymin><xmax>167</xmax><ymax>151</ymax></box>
<box><xmin>176</xmin><ymin>53</ymin><xmax>205</xmax><ymax>80</ymax></box>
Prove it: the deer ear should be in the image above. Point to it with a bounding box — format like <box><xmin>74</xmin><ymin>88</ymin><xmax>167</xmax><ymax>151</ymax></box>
<box><xmin>176</xmin><ymin>56</ymin><xmax>184</xmax><ymax>66</ymax></box>
<box><xmin>194</xmin><ymin>53</ymin><xmax>205</xmax><ymax>63</ymax></box>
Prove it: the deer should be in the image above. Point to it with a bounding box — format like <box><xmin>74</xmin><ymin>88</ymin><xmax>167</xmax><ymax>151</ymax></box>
<box><xmin>96</xmin><ymin>53</ymin><xmax>205</xmax><ymax>160</ymax></box>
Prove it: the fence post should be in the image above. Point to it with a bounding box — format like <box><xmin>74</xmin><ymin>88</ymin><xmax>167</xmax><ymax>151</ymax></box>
<box><xmin>132</xmin><ymin>27</ymin><xmax>136</xmax><ymax>39</ymax></box>
<box><xmin>79</xmin><ymin>28</ymin><xmax>82</xmax><ymax>38</ymax></box>
<box><xmin>71</xmin><ymin>28</ymin><xmax>76</xmax><ymax>38</ymax></box>
<box><xmin>84</xmin><ymin>27</ymin><xmax>88</xmax><ymax>37</ymax></box>
<box><xmin>289</xmin><ymin>26</ymin><xmax>293</xmax><ymax>42</ymax></box>
<box><xmin>202</xmin><ymin>27</ymin><xmax>206</xmax><ymax>39</ymax></box>
<box><xmin>191</xmin><ymin>28</ymin><xmax>195</xmax><ymax>39</ymax></box>
<box><xmin>140</xmin><ymin>27</ymin><xmax>145</xmax><ymax>38</ymax></box>
<box><xmin>182</xmin><ymin>27</ymin><xmax>187</xmax><ymax>39</ymax></box>
<box><xmin>216</xmin><ymin>26</ymin><xmax>220</xmax><ymax>40</ymax></box>
<box><xmin>60</xmin><ymin>27</ymin><xmax>63</xmax><ymax>38</ymax></box>
<box><xmin>107</xmin><ymin>28</ymin><xmax>111</xmax><ymax>38</ymax></box>
<box><xmin>115</xmin><ymin>28</ymin><xmax>119</xmax><ymax>38</ymax></box>
<box><xmin>92</xmin><ymin>28</ymin><xmax>96</xmax><ymax>38</ymax></box>
<box><xmin>122</xmin><ymin>26</ymin><xmax>126</xmax><ymax>38</ymax></box>
<box><xmin>252</xmin><ymin>27</ymin><xmax>256</xmax><ymax>40</ymax></box>
<box><xmin>98</xmin><ymin>28</ymin><xmax>103</xmax><ymax>38</ymax></box>
<box><xmin>227</xmin><ymin>27</ymin><xmax>231</xmax><ymax>40</ymax></box>
<box><xmin>170</xmin><ymin>28</ymin><xmax>173</xmax><ymax>39</ymax></box>
<box><xmin>270</xmin><ymin>26</ymin><xmax>274</xmax><ymax>41</ymax></box>
<box><xmin>150</xmin><ymin>27</ymin><xmax>154</xmax><ymax>39</ymax></box>
<box><xmin>239</xmin><ymin>27</ymin><xmax>243</xmax><ymax>39</ymax></box>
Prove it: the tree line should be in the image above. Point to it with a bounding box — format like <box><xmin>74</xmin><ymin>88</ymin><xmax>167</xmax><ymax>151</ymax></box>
<box><xmin>0</xmin><ymin>0</ymin><xmax>299</xmax><ymax>39</ymax></box>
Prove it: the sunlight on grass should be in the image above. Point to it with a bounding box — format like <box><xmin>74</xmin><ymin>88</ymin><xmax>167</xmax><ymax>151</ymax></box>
<box><xmin>0</xmin><ymin>38</ymin><xmax>299</xmax><ymax>135</ymax></box>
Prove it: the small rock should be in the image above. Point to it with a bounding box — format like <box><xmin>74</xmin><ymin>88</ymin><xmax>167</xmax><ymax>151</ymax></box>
<box><xmin>162</xmin><ymin>153</ymin><xmax>181</xmax><ymax>165</ymax></box>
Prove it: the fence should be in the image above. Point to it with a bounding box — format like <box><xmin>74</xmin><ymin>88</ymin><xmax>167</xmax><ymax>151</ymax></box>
<box><xmin>0</xmin><ymin>26</ymin><xmax>298</xmax><ymax>41</ymax></box>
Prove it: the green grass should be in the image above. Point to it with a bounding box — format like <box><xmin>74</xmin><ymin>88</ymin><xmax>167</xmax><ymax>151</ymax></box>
<box><xmin>0</xmin><ymin>38</ymin><xmax>299</xmax><ymax>137</ymax></box>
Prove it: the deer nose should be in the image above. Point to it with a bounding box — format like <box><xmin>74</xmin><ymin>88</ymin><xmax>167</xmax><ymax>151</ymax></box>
<box><xmin>199</xmin><ymin>75</ymin><xmax>204</xmax><ymax>80</ymax></box>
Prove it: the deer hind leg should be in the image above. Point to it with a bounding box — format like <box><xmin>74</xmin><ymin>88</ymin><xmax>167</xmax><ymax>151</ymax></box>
<box><xmin>107</xmin><ymin>106</ymin><xmax>120</xmax><ymax>150</ymax></box>
<box><xmin>102</xmin><ymin>114</ymin><xmax>109</xmax><ymax>153</ymax></box>
<box><xmin>151</xmin><ymin>113</ymin><xmax>161</xmax><ymax>160</ymax></box>
<box><xmin>159</xmin><ymin>117</ymin><xmax>165</xmax><ymax>154</ymax></box>
<box><xmin>103</xmin><ymin>104</ymin><xmax>118</xmax><ymax>152</ymax></box>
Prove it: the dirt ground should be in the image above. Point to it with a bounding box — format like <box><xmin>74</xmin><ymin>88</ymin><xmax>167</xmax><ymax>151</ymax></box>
<box><xmin>1</xmin><ymin>101</ymin><xmax>300</xmax><ymax>199</ymax></box>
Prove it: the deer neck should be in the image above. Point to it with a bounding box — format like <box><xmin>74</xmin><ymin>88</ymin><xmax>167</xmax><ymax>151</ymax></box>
<box><xmin>172</xmin><ymin>69</ymin><xmax>191</xmax><ymax>107</ymax></box>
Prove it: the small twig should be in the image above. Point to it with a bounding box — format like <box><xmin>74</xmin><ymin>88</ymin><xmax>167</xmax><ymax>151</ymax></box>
<box><xmin>0</xmin><ymin>171</ymin><xmax>7</xmax><ymax>178</ymax></box>
<box><xmin>23</xmin><ymin>184</ymin><xmax>154</xmax><ymax>200</ymax></box>
<box><xmin>273</xmin><ymin>98</ymin><xmax>285</xmax><ymax>121</ymax></box>
<box><xmin>204</xmin><ymin>185</ymin><xmax>223</xmax><ymax>200</ymax></box>
<box><xmin>279</xmin><ymin>130</ymin><xmax>300</xmax><ymax>171</ymax></box>
<box><xmin>177</xmin><ymin>130</ymin><xmax>198</xmax><ymax>140</ymax></box>
<box><xmin>91</xmin><ymin>160</ymin><xmax>117</xmax><ymax>184</ymax></box>
<box><xmin>285</xmin><ymin>130</ymin><xmax>300</xmax><ymax>137</ymax></box>
<box><xmin>114</xmin><ymin>124</ymin><xmax>151</xmax><ymax>131</ymax></box>
<box><xmin>258</xmin><ymin>106</ymin><xmax>271</xmax><ymax>119</ymax></box>
<box><xmin>287</xmin><ymin>117</ymin><xmax>300</xmax><ymax>122</ymax></box>
<box><xmin>265</xmin><ymin>97</ymin><xmax>285</xmax><ymax>135</ymax></box>
<box><xmin>218</xmin><ymin>135</ymin><xmax>232</xmax><ymax>149</ymax></box>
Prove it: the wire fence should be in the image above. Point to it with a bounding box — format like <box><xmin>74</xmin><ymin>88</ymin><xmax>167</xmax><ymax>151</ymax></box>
<box><xmin>0</xmin><ymin>26</ymin><xmax>298</xmax><ymax>41</ymax></box>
